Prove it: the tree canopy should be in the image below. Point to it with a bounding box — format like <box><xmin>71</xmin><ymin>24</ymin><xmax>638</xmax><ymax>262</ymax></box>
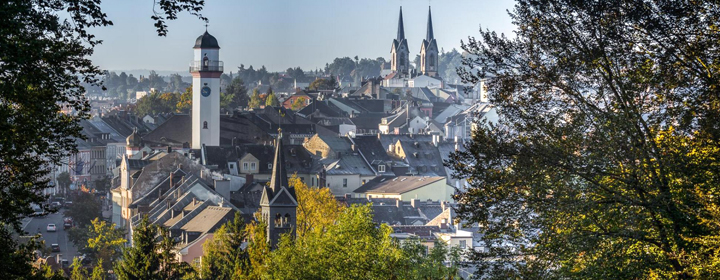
<box><xmin>451</xmin><ymin>1</ymin><xmax>720</xmax><ymax>279</ymax></box>
<box><xmin>0</xmin><ymin>0</ymin><xmax>206</xmax><ymax>277</ymax></box>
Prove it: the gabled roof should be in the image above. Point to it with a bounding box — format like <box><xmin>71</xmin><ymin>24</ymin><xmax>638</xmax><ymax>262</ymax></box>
<box><xmin>142</xmin><ymin>114</ymin><xmax>191</xmax><ymax>146</ymax></box>
<box><xmin>354</xmin><ymin>176</ymin><xmax>445</xmax><ymax>194</ymax></box>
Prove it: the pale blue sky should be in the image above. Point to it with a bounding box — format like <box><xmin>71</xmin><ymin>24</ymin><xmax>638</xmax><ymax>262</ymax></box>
<box><xmin>90</xmin><ymin>0</ymin><xmax>516</xmax><ymax>73</ymax></box>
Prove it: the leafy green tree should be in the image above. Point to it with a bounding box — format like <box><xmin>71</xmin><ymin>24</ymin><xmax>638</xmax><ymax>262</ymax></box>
<box><xmin>248</xmin><ymin>88</ymin><xmax>262</xmax><ymax>109</ymax></box>
<box><xmin>267</xmin><ymin>205</ymin><xmax>406</xmax><ymax>279</ymax></box>
<box><xmin>308</xmin><ymin>77</ymin><xmax>338</xmax><ymax>91</ymax></box>
<box><xmin>70</xmin><ymin>257</ymin><xmax>89</xmax><ymax>280</ymax></box>
<box><xmin>452</xmin><ymin>1</ymin><xmax>720</xmax><ymax>279</ymax></box>
<box><xmin>65</xmin><ymin>191</ymin><xmax>101</xmax><ymax>227</ymax></box>
<box><xmin>290</xmin><ymin>175</ymin><xmax>343</xmax><ymax>238</ymax></box>
<box><xmin>86</xmin><ymin>218</ymin><xmax>126</xmax><ymax>271</ymax></box>
<box><xmin>176</xmin><ymin>86</ymin><xmax>192</xmax><ymax>113</ymax></box>
<box><xmin>199</xmin><ymin>212</ymin><xmax>247</xmax><ymax>280</ymax></box>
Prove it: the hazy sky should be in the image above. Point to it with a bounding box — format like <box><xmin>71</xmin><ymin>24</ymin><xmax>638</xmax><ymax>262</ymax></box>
<box><xmin>90</xmin><ymin>0</ymin><xmax>516</xmax><ymax>73</ymax></box>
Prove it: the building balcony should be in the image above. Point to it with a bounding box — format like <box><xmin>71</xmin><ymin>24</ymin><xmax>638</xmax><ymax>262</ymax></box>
<box><xmin>189</xmin><ymin>60</ymin><xmax>223</xmax><ymax>72</ymax></box>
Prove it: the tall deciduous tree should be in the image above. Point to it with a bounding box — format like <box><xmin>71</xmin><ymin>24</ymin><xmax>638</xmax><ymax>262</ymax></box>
<box><xmin>248</xmin><ymin>88</ymin><xmax>262</xmax><ymax>109</ymax></box>
<box><xmin>290</xmin><ymin>175</ymin><xmax>343</xmax><ymax>238</ymax></box>
<box><xmin>176</xmin><ymin>86</ymin><xmax>192</xmax><ymax>113</ymax></box>
<box><xmin>86</xmin><ymin>218</ymin><xmax>125</xmax><ymax>271</ymax></box>
<box><xmin>65</xmin><ymin>192</ymin><xmax>101</xmax><ymax>228</ymax></box>
<box><xmin>452</xmin><ymin>1</ymin><xmax>720</xmax><ymax>279</ymax></box>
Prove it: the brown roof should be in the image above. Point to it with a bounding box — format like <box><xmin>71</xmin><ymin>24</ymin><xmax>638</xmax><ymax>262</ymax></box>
<box><xmin>181</xmin><ymin>206</ymin><xmax>234</xmax><ymax>233</ymax></box>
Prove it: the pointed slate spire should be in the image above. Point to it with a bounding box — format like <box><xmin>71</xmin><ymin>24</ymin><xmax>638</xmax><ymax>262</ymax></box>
<box><xmin>268</xmin><ymin>128</ymin><xmax>288</xmax><ymax>193</ymax></box>
<box><xmin>426</xmin><ymin>6</ymin><xmax>434</xmax><ymax>41</ymax></box>
<box><xmin>397</xmin><ymin>6</ymin><xmax>406</xmax><ymax>41</ymax></box>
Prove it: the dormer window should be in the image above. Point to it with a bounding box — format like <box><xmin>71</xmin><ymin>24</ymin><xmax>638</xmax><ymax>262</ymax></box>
<box><xmin>378</xmin><ymin>165</ymin><xmax>386</xmax><ymax>173</ymax></box>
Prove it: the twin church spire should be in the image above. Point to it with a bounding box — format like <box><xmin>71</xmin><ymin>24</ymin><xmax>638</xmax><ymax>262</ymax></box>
<box><xmin>390</xmin><ymin>6</ymin><xmax>439</xmax><ymax>78</ymax></box>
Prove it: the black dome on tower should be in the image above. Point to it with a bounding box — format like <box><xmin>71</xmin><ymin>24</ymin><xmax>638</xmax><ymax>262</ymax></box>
<box><xmin>193</xmin><ymin>31</ymin><xmax>220</xmax><ymax>49</ymax></box>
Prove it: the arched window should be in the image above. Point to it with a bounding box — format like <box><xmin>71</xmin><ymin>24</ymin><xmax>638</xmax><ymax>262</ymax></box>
<box><xmin>275</xmin><ymin>213</ymin><xmax>282</xmax><ymax>228</ymax></box>
<box><xmin>203</xmin><ymin>121</ymin><xmax>208</xmax><ymax>129</ymax></box>
<box><xmin>202</xmin><ymin>54</ymin><xmax>209</xmax><ymax>70</ymax></box>
<box><xmin>284</xmin><ymin>213</ymin><xmax>291</xmax><ymax>225</ymax></box>
<box><xmin>429</xmin><ymin>55</ymin><xmax>435</xmax><ymax>67</ymax></box>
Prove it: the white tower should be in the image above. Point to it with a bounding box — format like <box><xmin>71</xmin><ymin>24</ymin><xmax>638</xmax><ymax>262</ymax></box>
<box><xmin>190</xmin><ymin>31</ymin><xmax>222</xmax><ymax>149</ymax></box>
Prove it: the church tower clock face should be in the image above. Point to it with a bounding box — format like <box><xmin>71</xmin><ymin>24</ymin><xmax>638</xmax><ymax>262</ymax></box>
<box><xmin>201</xmin><ymin>86</ymin><xmax>211</xmax><ymax>97</ymax></box>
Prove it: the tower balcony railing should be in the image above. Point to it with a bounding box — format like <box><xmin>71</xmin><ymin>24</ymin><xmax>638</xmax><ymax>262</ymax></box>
<box><xmin>189</xmin><ymin>60</ymin><xmax>223</xmax><ymax>72</ymax></box>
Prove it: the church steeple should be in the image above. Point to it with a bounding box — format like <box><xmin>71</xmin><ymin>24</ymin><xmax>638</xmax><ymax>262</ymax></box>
<box><xmin>420</xmin><ymin>6</ymin><xmax>439</xmax><ymax>77</ymax></box>
<box><xmin>391</xmin><ymin>6</ymin><xmax>409</xmax><ymax>77</ymax></box>
<box><xmin>260</xmin><ymin>129</ymin><xmax>297</xmax><ymax>248</ymax></box>
<box><xmin>397</xmin><ymin>6</ymin><xmax>405</xmax><ymax>41</ymax></box>
<box><xmin>268</xmin><ymin>129</ymin><xmax>289</xmax><ymax>193</ymax></box>
<box><xmin>426</xmin><ymin>6</ymin><xmax>434</xmax><ymax>41</ymax></box>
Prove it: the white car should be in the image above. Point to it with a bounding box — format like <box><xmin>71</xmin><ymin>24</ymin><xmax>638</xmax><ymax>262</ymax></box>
<box><xmin>46</xmin><ymin>224</ymin><xmax>56</xmax><ymax>232</ymax></box>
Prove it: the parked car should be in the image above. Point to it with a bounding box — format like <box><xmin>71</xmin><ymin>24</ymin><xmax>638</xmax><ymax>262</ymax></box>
<box><xmin>51</xmin><ymin>244</ymin><xmax>60</xmax><ymax>252</ymax></box>
<box><xmin>46</xmin><ymin>224</ymin><xmax>56</xmax><ymax>232</ymax></box>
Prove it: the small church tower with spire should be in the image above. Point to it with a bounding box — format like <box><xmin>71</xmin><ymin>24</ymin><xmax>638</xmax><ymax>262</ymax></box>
<box><xmin>419</xmin><ymin>6</ymin><xmax>439</xmax><ymax>77</ymax></box>
<box><xmin>260</xmin><ymin>129</ymin><xmax>298</xmax><ymax>248</ymax></box>
<box><xmin>391</xmin><ymin>7</ymin><xmax>410</xmax><ymax>77</ymax></box>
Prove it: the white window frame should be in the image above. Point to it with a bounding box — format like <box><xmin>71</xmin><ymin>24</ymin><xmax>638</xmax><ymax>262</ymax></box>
<box><xmin>243</xmin><ymin>162</ymin><xmax>248</xmax><ymax>170</ymax></box>
<box><xmin>378</xmin><ymin>165</ymin><xmax>386</xmax><ymax>173</ymax></box>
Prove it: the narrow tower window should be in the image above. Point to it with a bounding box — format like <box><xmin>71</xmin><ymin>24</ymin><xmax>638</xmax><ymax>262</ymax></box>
<box><xmin>203</xmin><ymin>121</ymin><xmax>208</xmax><ymax>129</ymax></box>
<box><xmin>203</xmin><ymin>54</ymin><xmax>209</xmax><ymax>70</ymax></box>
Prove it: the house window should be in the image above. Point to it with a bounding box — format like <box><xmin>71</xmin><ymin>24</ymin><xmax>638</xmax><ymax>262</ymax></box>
<box><xmin>343</xmin><ymin>178</ymin><xmax>348</xmax><ymax>188</ymax></box>
<box><xmin>229</xmin><ymin>163</ymin><xmax>235</xmax><ymax>169</ymax></box>
<box><xmin>362</xmin><ymin>179</ymin><xmax>366</xmax><ymax>185</ymax></box>
<box><xmin>203</xmin><ymin>121</ymin><xmax>208</xmax><ymax>129</ymax></box>
<box><xmin>459</xmin><ymin>240</ymin><xmax>467</xmax><ymax>249</ymax></box>
<box><xmin>311</xmin><ymin>177</ymin><xmax>315</xmax><ymax>186</ymax></box>
<box><xmin>243</xmin><ymin>162</ymin><xmax>248</xmax><ymax>170</ymax></box>
<box><xmin>250</xmin><ymin>162</ymin><xmax>256</xmax><ymax>170</ymax></box>
<box><xmin>378</xmin><ymin>165</ymin><xmax>386</xmax><ymax>172</ymax></box>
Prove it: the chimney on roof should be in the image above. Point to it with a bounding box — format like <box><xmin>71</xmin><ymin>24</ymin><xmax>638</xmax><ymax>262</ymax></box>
<box><xmin>377</xmin><ymin>132</ymin><xmax>381</xmax><ymax>140</ymax></box>
<box><xmin>396</xmin><ymin>199</ymin><xmax>402</xmax><ymax>208</ymax></box>
<box><xmin>411</xmin><ymin>199</ymin><xmax>418</xmax><ymax>208</ymax></box>
<box><xmin>167</xmin><ymin>146</ymin><xmax>172</xmax><ymax>153</ymax></box>
<box><xmin>441</xmin><ymin>200</ymin><xmax>447</xmax><ymax>211</ymax></box>
<box><xmin>171</xmin><ymin>209</ymin><xmax>175</xmax><ymax>219</ymax></box>
<box><xmin>169</xmin><ymin>172</ymin><xmax>174</xmax><ymax>187</ymax></box>
<box><xmin>351</xmin><ymin>144</ymin><xmax>356</xmax><ymax>152</ymax></box>
<box><xmin>192</xmin><ymin>197</ymin><xmax>196</xmax><ymax>206</ymax></box>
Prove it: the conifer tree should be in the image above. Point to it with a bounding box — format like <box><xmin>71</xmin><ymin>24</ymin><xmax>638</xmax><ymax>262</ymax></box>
<box><xmin>199</xmin><ymin>212</ymin><xmax>248</xmax><ymax>280</ymax></box>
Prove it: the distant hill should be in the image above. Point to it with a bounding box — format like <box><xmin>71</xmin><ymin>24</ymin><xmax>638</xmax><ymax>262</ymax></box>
<box><xmin>107</xmin><ymin>69</ymin><xmax>191</xmax><ymax>78</ymax></box>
